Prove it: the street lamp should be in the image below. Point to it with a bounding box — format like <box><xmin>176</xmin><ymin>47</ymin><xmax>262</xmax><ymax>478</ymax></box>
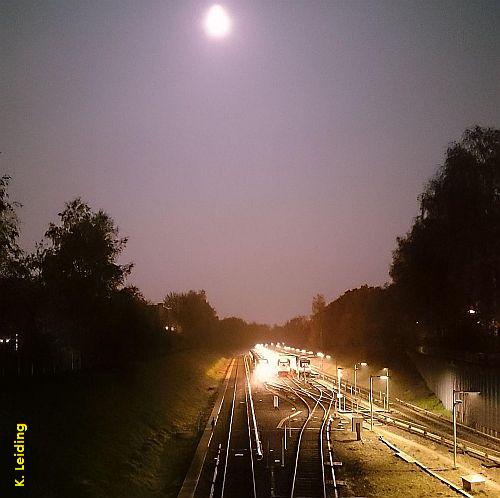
<box><xmin>337</xmin><ymin>367</ymin><xmax>343</xmax><ymax>411</ymax></box>
<box><xmin>317</xmin><ymin>351</ymin><xmax>324</xmax><ymax>371</ymax></box>
<box><xmin>383</xmin><ymin>367</ymin><xmax>389</xmax><ymax>411</ymax></box>
<box><xmin>370</xmin><ymin>374</ymin><xmax>388</xmax><ymax>430</ymax></box>
<box><xmin>354</xmin><ymin>362</ymin><xmax>367</xmax><ymax>412</ymax></box>
<box><xmin>453</xmin><ymin>389</ymin><xmax>480</xmax><ymax>469</ymax></box>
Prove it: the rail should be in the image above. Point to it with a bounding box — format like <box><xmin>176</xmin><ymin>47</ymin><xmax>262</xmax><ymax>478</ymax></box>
<box><xmin>314</xmin><ymin>373</ymin><xmax>500</xmax><ymax>466</ymax></box>
<box><xmin>374</xmin><ymin>411</ymin><xmax>500</xmax><ymax>466</ymax></box>
<box><xmin>288</xmin><ymin>383</ymin><xmax>315</xmax><ymax>498</ymax></box>
<box><xmin>394</xmin><ymin>397</ymin><xmax>500</xmax><ymax>446</ymax></box>
<box><xmin>221</xmin><ymin>360</ymin><xmax>238</xmax><ymax>497</ymax></box>
<box><xmin>325</xmin><ymin>416</ymin><xmax>339</xmax><ymax>498</ymax></box>
<box><xmin>244</xmin><ymin>355</ymin><xmax>263</xmax><ymax>459</ymax></box>
<box><xmin>308</xmin><ymin>380</ymin><xmax>337</xmax><ymax>498</ymax></box>
<box><xmin>286</xmin><ymin>379</ymin><xmax>328</xmax><ymax>498</ymax></box>
<box><xmin>268</xmin><ymin>379</ymin><xmax>324</xmax><ymax>498</ymax></box>
<box><xmin>312</xmin><ymin>365</ymin><xmax>499</xmax><ymax>447</ymax></box>
<box><xmin>243</xmin><ymin>357</ymin><xmax>257</xmax><ymax>498</ymax></box>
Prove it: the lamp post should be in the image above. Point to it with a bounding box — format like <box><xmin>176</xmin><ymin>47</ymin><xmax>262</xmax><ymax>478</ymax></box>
<box><xmin>337</xmin><ymin>367</ymin><xmax>343</xmax><ymax>411</ymax></box>
<box><xmin>453</xmin><ymin>389</ymin><xmax>480</xmax><ymax>469</ymax></box>
<box><xmin>384</xmin><ymin>367</ymin><xmax>389</xmax><ymax>411</ymax></box>
<box><xmin>370</xmin><ymin>376</ymin><xmax>374</xmax><ymax>430</ymax></box>
<box><xmin>354</xmin><ymin>362</ymin><xmax>367</xmax><ymax>412</ymax></box>
<box><xmin>317</xmin><ymin>351</ymin><xmax>324</xmax><ymax>372</ymax></box>
<box><xmin>370</xmin><ymin>374</ymin><xmax>388</xmax><ymax>430</ymax></box>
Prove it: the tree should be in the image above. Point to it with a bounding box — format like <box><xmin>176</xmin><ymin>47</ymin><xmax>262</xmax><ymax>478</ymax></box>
<box><xmin>391</xmin><ymin>126</ymin><xmax>500</xmax><ymax>349</ymax></box>
<box><xmin>0</xmin><ymin>175</ymin><xmax>33</xmax><ymax>344</ymax></box>
<box><xmin>101</xmin><ymin>286</ymin><xmax>168</xmax><ymax>363</ymax></box>
<box><xmin>311</xmin><ymin>293</ymin><xmax>326</xmax><ymax>349</ymax></box>
<box><xmin>279</xmin><ymin>316</ymin><xmax>311</xmax><ymax>348</ymax></box>
<box><xmin>41</xmin><ymin>198</ymin><xmax>132</xmax><ymax>300</ymax></box>
<box><xmin>0</xmin><ymin>175</ymin><xmax>22</xmax><ymax>276</ymax></box>
<box><xmin>218</xmin><ymin>316</ymin><xmax>248</xmax><ymax>349</ymax></box>
<box><xmin>163</xmin><ymin>290</ymin><xmax>219</xmax><ymax>345</ymax></box>
<box><xmin>312</xmin><ymin>293</ymin><xmax>326</xmax><ymax>315</ymax></box>
<box><xmin>36</xmin><ymin>198</ymin><xmax>133</xmax><ymax>357</ymax></box>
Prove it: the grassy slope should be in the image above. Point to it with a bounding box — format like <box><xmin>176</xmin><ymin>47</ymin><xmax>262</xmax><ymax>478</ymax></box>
<box><xmin>1</xmin><ymin>350</ymin><xmax>230</xmax><ymax>498</ymax></box>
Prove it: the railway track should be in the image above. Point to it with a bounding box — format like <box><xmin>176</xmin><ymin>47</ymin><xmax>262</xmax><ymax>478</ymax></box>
<box><xmin>190</xmin><ymin>350</ymin><xmax>500</xmax><ymax>497</ymax></box>
<box><xmin>311</xmin><ymin>375</ymin><xmax>500</xmax><ymax>467</ymax></box>
<box><xmin>262</xmin><ymin>346</ymin><xmax>500</xmax><ymax>477</ymax></box>
<box><xmin>195</xmin><ymin>356</ymin><xmax>257</xmax><ymax>498</ymax></box>
<box><xmin>317</xmin><ymin>368</ymin><xmax>500</xmax><ymax>452</ymax></box>
<box><xmin>289</xmin><ymin>380</ymin><xmax>326</xmax><ymax>498</ymax></box>
<box><xmin>301</xmin><ymin>380</ymin><xmax>339</xmax><ymax>498</ymax></box>
<box><xmin>267</xmin><ymin>378</ymin><xmax>339</xmax><ymax>498</ymax></box>
<box><xmin>271</xmin><ymin>376</ymin><xmax>499</xmax><ymax>498</ymax></box>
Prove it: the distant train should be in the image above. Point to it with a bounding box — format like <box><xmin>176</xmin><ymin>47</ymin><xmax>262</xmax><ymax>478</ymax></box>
<box><xmin>277</xmin><ymin>354</ymin><xmax>297</xmax><ymax>377</ymax></box>
<box><xmin>298</xmin><ymin>356</ymin><xmax>312</xmax><ymax>377</ymax></box>
<box><xmin>250</xmin><ymin>347</ymin><xmax>310</xmax><ymax>380</ymax></box>
<box><xmin>277</xmin><ymin>357</ymin><xmax>291</xmax><ymax>377</ymax></box>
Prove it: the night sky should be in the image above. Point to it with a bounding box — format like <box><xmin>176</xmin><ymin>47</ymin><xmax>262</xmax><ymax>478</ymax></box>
<box><xmin>2</xmin><ymin>1</ymin><xmax>499</xmax><ymax>323</ymax></box>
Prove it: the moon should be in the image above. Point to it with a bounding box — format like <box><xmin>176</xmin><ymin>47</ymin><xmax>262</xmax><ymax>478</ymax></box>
<box><xmin>204</xmin><ymin>5</ymin><xmax>231</xmax><ymax>38</ymax></box>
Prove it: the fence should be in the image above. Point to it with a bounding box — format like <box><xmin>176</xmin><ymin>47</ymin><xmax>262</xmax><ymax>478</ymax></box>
<box><xmin>0</xmin><ymin>349</ymin><xmax>83</xmax><ymax>376</ymax></box>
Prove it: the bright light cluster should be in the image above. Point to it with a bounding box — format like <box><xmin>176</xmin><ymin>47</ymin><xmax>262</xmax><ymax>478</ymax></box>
<box><xmin>253</xmin><ymin>343</ymin><xmax>278</xmax><ymax>381</ymax></box>
<box><xmin>255</xmin><ymin>361</ymin><xmax>275</xmax><ymax>382</ymax></box>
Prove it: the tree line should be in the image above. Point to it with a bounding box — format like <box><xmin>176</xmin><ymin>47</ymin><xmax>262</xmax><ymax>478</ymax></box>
<box><xmin>275</xmin><ymin>126</ymin><xmax>500</xmax><ymax>361</ymax></box>
<box><xmin>155</xmin><ymin>127</ymin><xmax>500</xmax><ymax>362</ymax></box>
<box><xmin>0</xmin><ymin>191</ymin><xmax>171</xmax><ymax>372</ymax></box>
<box><xmin>0</xmin><ymin>185</ymin><xmax>272</xmax><ymax>372</ymax></box>
<box><xmin>1</xmin><ymin>126</ymin><xmax>498</xmax><ymax>372</ymax></box>
<box><xmin>160</xmin><ymin>290</ymin><xmax>272</xmax><ymax>350</ymax></box>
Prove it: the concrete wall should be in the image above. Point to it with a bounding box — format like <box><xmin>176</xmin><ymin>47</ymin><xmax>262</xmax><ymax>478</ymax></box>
<box><xmin>410</xmin><ymin>351</ymin><xmax>500</xmax><ymax>437</ymax></box>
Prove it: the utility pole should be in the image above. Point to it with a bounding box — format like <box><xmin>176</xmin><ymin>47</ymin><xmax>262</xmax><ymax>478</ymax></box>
<box><xmin>370</xmin><ymin>376</ymin><xmax>374</xmax><ymax>430</ymax></box>
<box><xmin>384</xmin><ymin>367</ymin><xmax>389</xmax><ymax>411</ymax></box>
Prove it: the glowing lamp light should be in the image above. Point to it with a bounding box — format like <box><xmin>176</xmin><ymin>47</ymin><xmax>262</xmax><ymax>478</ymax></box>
<box><xmin>255</xmin><ymin>362</ymin><xmax>275</xmax><ymax>383</ymax></box>
<box><xmin>204</xmin><ymin>5</ymin><xmax>231</xmax><ymax>38</ymax></box>
<box><xmin>468</xmin><ymin>309</ymin><xmax>476</xmax><ymax>314</ymax></box>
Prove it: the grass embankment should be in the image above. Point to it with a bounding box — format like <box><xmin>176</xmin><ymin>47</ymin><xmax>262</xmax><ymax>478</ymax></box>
<box><xmin>0</xmin><ymin>350</ymin><xmax>230</xmax><ymax>498</ymax></box>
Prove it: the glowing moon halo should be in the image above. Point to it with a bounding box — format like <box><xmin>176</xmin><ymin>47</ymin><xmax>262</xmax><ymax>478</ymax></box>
<box><xmin>204</xmin><ymin>5</ymin><xmax>231</xmax><ymax>38</ymax></box>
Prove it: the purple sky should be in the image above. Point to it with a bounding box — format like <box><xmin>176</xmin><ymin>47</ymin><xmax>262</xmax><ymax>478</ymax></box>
<box><xmin>2</xmin><ymin>1</ymin><xmax>499</xmax><ymax>324</ymax></box>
